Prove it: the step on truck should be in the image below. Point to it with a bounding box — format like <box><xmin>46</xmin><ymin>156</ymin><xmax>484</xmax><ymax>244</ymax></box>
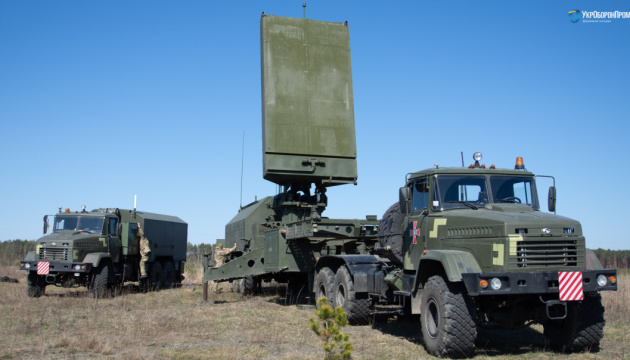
<box><xmin>20</xmin><ymin>207</ymin><xmax>187</xmax><ymax>297</ymax></box>
<box><xmin>202</xmin><ymin>13</ymin><xmax>618</xmax><ymax>357</ymax></box>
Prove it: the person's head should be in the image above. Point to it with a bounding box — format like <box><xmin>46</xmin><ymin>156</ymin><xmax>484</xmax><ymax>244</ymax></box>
<box><xmin>217</xmin><ymin>243</ymin><xmax>223</xmax><ymax>249</ymax></box>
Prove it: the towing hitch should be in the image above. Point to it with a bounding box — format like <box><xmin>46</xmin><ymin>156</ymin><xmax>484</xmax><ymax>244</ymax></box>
<box><xmin>539</xmin><ymin>296</ymin><xmax>567</xmax><ymax>320</ymax></box>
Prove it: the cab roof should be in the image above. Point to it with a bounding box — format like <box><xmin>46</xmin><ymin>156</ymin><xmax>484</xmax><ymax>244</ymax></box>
<box><xmin>408</xmin><ymin>167</ymin><xmax>535</xmax><ymax>182</ymax></box>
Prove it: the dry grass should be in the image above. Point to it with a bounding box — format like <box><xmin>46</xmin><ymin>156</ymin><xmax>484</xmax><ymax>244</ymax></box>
<box><xmin>0</xmin><ymin>267</ymin><xmax>628</xmax><ymax>360</ymax></box>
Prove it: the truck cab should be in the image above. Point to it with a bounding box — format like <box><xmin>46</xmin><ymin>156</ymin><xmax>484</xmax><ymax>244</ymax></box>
<box><xmin>375</xmin><ymin>153</ymin><xmax>618</xmax><ymax>357</ymax></box>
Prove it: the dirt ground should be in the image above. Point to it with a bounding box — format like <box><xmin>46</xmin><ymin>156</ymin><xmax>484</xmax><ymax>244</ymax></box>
<box><xmin>0</xmin><ymin>266</ymin><xmax>627</xmax><ymax>360</ymax></box>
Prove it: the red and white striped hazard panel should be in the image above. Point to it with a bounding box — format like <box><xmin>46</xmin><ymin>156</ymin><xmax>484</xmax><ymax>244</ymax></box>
<box><xmin>559</xmin><ymin>271</ymin><xmax>583</xmax><ymax>301</ymax></box>
<box><xmin>37</xmin><ymin>262</ymin><xmax>50</xmax><ymax>275</ymax></box>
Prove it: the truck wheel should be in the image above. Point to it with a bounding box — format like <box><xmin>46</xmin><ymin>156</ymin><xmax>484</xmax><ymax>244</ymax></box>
<box><xmin>150</xmin><ymin>262</ymin><xmax>163</xmax><ymax>291</ymax></box>
<box><xmin>420</xmin><ymin>275</ymin><xmax>476</xmax><ymax>358</ymax></box>
<box><xmin>161</xmin><ymin>261</ymin><xmax>175</xmax><ymax>289</ymax></box>
<box><xmin>245</xmin><ymin>276</ymin><xmax>258</xmax><ymax>295</ymax></box>
<box><xmin>231</xmin><ymin>279</ymin><xmax>241</xmax><ymax>293</ymax></box>
<box><xmin>315</xmin><ymin>267</ymin><xmax>335</xmax><ymax>308</ymax></box>
<box><xmin>90</xmin><ymin>264</ymin><xmax>112</xmax><ymax>299</ymax></box>
<box><xmin>543</xmin><ymin>292</ymin><xmax>605</xmax><ymax>352</ymax></box>
<box><xmin>333</xmin><ymin>266</ymin><xmax>372</xmax><ymax>325</ymax></box>
<box><xmin>235</xmin><ymin>276</ymin><xmax>258</xmax><ymax>295</ymax></box>
<box><xmin>27</xmin><ymin>271</ymin><xmax>45</xmax><ymax>298</ymax></box>
<box><xmin>377</xmin><ymin>202</ymin><xmax>405</xmax><ymax>265</ymax></box>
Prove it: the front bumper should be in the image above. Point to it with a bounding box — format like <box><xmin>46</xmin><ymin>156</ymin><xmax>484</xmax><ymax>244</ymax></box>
<box><xmin>20</xmin><ymin>260</ymin><xmax>93</xmax><ymax>274</ymax></box>
<box><xmin>461</xmin><ymin>269</ymin><xmax>617</xmax><ymax>296</ymax></box>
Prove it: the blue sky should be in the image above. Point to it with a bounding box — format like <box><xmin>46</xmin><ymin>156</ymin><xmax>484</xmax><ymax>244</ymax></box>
<box><xmin>1</xmin><ymin>1</ymin><xmax>628</xmax><ymax>249</ymax></box>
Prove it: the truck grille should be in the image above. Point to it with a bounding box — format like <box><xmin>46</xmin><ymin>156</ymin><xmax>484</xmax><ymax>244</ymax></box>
<box><xmin>515</xmin><ymin>239</ymin><xmax>580</xmax><ymax>268</ymax></box>
<box><xmin>38</xmin><ymin>247</ymin><xmax>69</xmax><ymax>261</ymax></box>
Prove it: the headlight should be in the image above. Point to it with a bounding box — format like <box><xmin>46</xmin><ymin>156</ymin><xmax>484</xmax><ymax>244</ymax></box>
<box><xmin>24</xmin><ymin>263</ymin><xmax>31</xmax><ymax>269</ymax></box>
<box><xmin>597</xmin><ymin>274</ymin><xmax>608</xmax><ymax>287</ymax></box>
<box><xmin>74</xmin><ymin>265</ymin><xmax>81</xmax><ymax>271</ymax></box>
<box><xmin>490</xmin><ymin>278</ymin><xmax>502</xmax><ymax>290</ymax></box>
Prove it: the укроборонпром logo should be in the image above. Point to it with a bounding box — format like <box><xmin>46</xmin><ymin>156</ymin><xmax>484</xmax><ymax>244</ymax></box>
<box><xmin>568</xmin><ymin>10</ymin><xmax>582</xmax><ymax>23</ymax></box>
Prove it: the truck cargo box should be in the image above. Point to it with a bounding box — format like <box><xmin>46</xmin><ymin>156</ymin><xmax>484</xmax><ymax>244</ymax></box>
<box><xmin>119</xmin><ymin>210</ymin><xmax>187</xmax><ymax>262</ymax></box>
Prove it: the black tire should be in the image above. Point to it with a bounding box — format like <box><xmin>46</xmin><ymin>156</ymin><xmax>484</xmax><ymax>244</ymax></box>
<box><xmin>90</xmin><ymin>264</ymin><xmax>111</xmax><ymax>299</ymax></box>
<box><xmin>315</xmin><ymin>267</ymin><xmax>335</xmax><ymax>308</ymax></box>
<box><xmin>150</xmin><ymin>262</ymin><xmax>163</xmax><ymax>292</ymax></box>
<box><xmin>161</xmin><ymin>261</ymin><xmax>175</xmax><ymax>289</ymax></box>
<box><xmin>333</xmin><ymin>266</ymin><xmax>372</xmax><ymax>325</ymax></box>
<box><xmin>230</xmin><ymin>279</ymin><xmax>241</xmax><ymax>293</ymax></box>
<box><xmin>377</xmin><ymin>202</ymin><xmax>405</xmax><ymax>265</ymax></box>
<box><xmin>241</xmin><ymin>276</ymin><xmax>258</xmax><ymax>295</ymax></box>
<box><xmin>420</xmin><ymin>275</ymin><xmax>476</xmax><ymax>358</ymax></box>
<box><xmin>543</xmin><ymin>292</ymin><xmax>605</xmax><ymax>353</ymax></box>
<box><xmin>27</xmin><ymin>271</ymin><xmax>45</xmax><ymax>298</ymax></box>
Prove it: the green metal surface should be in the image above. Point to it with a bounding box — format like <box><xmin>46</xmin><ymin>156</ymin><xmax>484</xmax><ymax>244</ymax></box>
<box><xmin>401</xmin><ymin>168</ymin><xmax>587</xmax><ymax>276</ymax></box>
<box><xmin>261</xmin><ymin>15</ymin><xmax>357</xmax><ymax>186</ymax></box>
<box><xmin>82</xmin><ymin>252</ymin><xmax>110</xmax><ymax>267</ymax></box>
<box><xmin>121</xmin><ymin>222</ymin><xmax>138</xmax><ymax>256</ymax></box>
<box><xmin>204</xmin><ymin>248</ymin><xmax>266</xmax><ymax>282</ymax></box>
<box><xmin>420</xmin><ymin>250</ymin><xmax>483</xmax><ymax>282</ymax></box>
<box><xmin>118</xmin><ymin>209</ymin><xmax>188</xmax><ymax>262</ymax></box>
<box><xmin>225</xmin><ymin>197</ymin><xmax>274</xmax><ymax>251</ymax></box>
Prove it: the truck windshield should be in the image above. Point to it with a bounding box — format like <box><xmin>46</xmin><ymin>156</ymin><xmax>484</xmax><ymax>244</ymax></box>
<box><xmin>435</xmin><ymin>175</ymin><xmax>539</xmax><ymax>210</ymax></box>
<box><xmin>435</xmin><ymin>175</ymin><xmax>488</xmax><ymax>210</ymax></box>
<box><xmin>489</xmin><ymin>175</ymin><xmax>538</xmax><ymax>209</ymax></box>
<box><xmin>53</xmin><ymin>216</ymin><xmax>105</xmax><ymax>234</ymax></box>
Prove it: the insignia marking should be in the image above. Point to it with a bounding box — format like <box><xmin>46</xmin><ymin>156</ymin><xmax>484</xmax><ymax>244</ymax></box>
<box><xmin>409</xmin><ymin>221</ymin><xmax>421</xmax><ymax>244</ymax></box>
<box><xmin>492</xmin><ymin>244</ymin><xmax>504</xmax><ymax>266</ymax></box>
<box><xmin>508</xmin><ymin>234</ymin><xmax>524</xmax><ymax>256</ymax></box>
<box><xmin>429</xmin><ymin>219</ymin><xmax>447</xmax><ymax>238</ymax></box>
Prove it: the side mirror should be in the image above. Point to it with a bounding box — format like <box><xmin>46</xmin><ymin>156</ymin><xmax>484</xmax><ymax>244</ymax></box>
<box><xmin>116</xmin><ymin>223</ymin><xmax>123</xmax><ymax>237</ymax></box>
<box><xmin>399</xmin><ymin>187</ymin><xmax>410</xmax><ymax>214</ymax></box>
<box><xmin>548</xmin><ymin>186</ymin><xmax>556</xmax><ymax>213</ymax></box>
<box><xmin>43</xmin><ymin>215</ymin><xmax>49</xmax><ymax>235</ymax></box>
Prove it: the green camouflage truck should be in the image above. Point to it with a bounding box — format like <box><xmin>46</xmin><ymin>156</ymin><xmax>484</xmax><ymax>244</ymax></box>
<box><xmin>20</xmin><ymin>207</ymin><xmax>187</xmax><ymax>297</ymax></box>
<box><xmin>203</xmin><ymin>14</ymin><xmax>618</xmax><ymax>357</ymax></box>
<box><xmin>368</xmin><ymin>153</ymin><xmax>617</xmax><ymax>356</ymax></box>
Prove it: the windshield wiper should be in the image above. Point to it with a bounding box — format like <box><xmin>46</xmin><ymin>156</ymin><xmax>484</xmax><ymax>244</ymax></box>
<box><xmin>444</xmin><ymin>201</ymin><xmax>478</xmax><ymax>210</ymax></box>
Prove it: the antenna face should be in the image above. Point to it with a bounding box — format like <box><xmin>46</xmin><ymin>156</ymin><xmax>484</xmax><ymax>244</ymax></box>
<box><xmin>261</xmin><ymin>15</ymin><xmax>358</xmax><ymax>187</ymax></box>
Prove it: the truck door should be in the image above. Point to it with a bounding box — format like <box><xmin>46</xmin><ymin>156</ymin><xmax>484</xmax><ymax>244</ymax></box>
<box><xmin>121</xmin><ymin>222</ymin><xmax>139</xmax><ymax>256</ymax></box>
<box><xmin>107</xmin><ymin>217</ymin><xmax>121</xmax><ymax>262</ymax></box>
<box><xmin>404</xmin><ymin>177</ymin><xmax>430</xmax><ymax>270</ymax></box>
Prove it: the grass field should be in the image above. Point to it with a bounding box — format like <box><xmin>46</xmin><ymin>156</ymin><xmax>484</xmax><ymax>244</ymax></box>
<box><xmin>0</xmin><ymin>265</ymin><xmax>627</xmax><ymax>360</ymax></box>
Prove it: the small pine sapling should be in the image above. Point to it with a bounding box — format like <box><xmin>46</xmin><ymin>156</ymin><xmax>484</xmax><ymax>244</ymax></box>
<box><xmin>309</xmin><ymin>297</ymin><xmax>353</xmax><ymax>360</ymax></box>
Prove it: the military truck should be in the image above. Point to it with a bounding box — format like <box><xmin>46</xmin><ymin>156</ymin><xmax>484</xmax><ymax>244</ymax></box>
<box><xmin>203</xmin><ymin>14</ymin><xmax>379</xmax><ymax>298</ymax></box>
<box><xmin>203</xmin><ymin>14</ymin><xmax>618</xmax><ymax>357</ymax></box>
<box><xmin>20</xmin><ymin>207</ymin><xmax>187</xmax><ymax>298</ymax></box>
<box><xmin>368</xmin><ymin>154</ymin><xmax>617</xmax><ymax>356</ymax></box>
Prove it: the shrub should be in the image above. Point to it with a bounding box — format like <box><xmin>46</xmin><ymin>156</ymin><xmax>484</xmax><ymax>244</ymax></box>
<box><xmin>309</xmin><ymin>297</ymin><xmax>353</xmax><ymax>360</ymax></box>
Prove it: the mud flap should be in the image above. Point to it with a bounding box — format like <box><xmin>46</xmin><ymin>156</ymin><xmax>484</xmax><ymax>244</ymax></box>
<box><xmin>411</xmin><ymin>289</ymin><xmax>422</xmax><ymax>314</ymax></box>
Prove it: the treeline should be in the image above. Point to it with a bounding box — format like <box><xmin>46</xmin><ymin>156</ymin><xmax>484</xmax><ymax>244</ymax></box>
<box><xmin>186</xmin><ymin>243</ymin><xmax>213</xmax><ymax>264</ymax></box>
<box><xmin>0</xmin><ymin>239</ymin><xmax>35</xmax><ymax>266</ymax></box>
<box><xmin>591</xmin><ymin>248</ymin><xmax>630</xmax><ymax>270</ymax></box>
<box><xmin>2</xmin><ymin>240</ymin><xmax>629</xmax><ymax>270</ymax></box>
<box><xmin>0</xmin><ymin>240</ymin><xmax>214</xmax><ymax>266</ymax></box>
